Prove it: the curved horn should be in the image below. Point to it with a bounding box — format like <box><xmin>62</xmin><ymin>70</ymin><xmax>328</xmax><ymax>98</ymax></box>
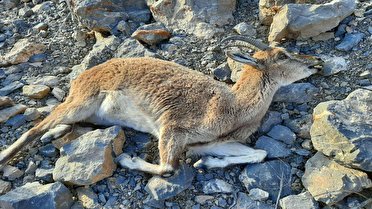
<box><xmin>221</xmin><ymin>35</ymin><xmax>272</xmax><ymax>51</ymax></box>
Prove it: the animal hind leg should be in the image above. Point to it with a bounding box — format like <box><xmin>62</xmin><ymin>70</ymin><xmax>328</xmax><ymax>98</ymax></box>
<box><xmin>189</xmin><ymin>142</ymin><xmax>267</xmax><ymax>169</ymax></box>
<box><xmin>0</xmin><ymin>97</ymin><xmax>101</xmax><ymax>167</ymax></box>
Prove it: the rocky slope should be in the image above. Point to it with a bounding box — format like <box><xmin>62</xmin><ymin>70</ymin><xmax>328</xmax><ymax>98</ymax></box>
<box><xmin>0</xmin><ymin>0</ymin><xmax>371</xmax><ymax>209</ymax></box>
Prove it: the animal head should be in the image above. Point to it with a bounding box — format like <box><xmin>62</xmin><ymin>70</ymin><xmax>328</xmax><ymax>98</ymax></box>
<box><xmin>222</xmin><ymin>36</ymin><xmax>323</xmax><ymax>86</ymax></box>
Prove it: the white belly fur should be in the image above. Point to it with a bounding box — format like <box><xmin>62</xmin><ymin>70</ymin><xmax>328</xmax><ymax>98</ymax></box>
<box><xmin>87</xmin><ymin>91</ymin><xmax>160</xmax><ymax>137</ymax></box>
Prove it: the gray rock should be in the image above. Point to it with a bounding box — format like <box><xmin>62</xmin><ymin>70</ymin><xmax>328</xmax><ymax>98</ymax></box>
<box><xmin>0</xmin><ymin>39</ymin><xmax>46</xmax><ymax>66</ymax></box>
<box><xmin>25</xmin><ymin>161</ymin><xmax>37</xmax><ymax>174</ymax></box>
<box><xmin>273</xmin><ymin>83</ymin><xmax>319</xmax><ymax>104</ymax></box>
<box><xmin>131</xmin><ymin>22</ymin><xmax>171</xmax><ymax>45</ymax></box>
<box><xmin>0</xmin><ymin>182</ymin><xmax>73</xmax><ymax>209</ymax></box>
<box><xmin>115</xmin><ymin>38</ymin><xmax>156</xmax><ymax>59</ymax></box>
<box><xmin>67</xmin><ymin>0</ymin><xmax>150</xmax><ymax>34</ymax></box>
<box><xmin>35</xmin><ymin>168</ymin><xmax>54</xmax><ymax>182</ymax></box>
<box><xmin>336</xmin><ymin>33</ymin><xmax>365</xmax><ymax>51</ymax></box>
<box><xmin>227</xmin><ymin>57</ymin><xmax>245</xmax><ymax>82</ymax></box>
<box><xmin>202</xmin><ymin>179</ymin><xmax>233</xmax><ymax>194</ymax></box>
<box><xmin>255</xmin><ymin>136</ymin><xmax>292</xmax><ymax>158</ymax></box>
<box><xmin>268</xmin><ymin>0</ymin><xmax>356</xmax><ymax>41</ymax></box>
<box><xmin>319</xmin><ymin>55</ymin><xmax>347</xmax><ymax>76</ymax></box>
<box><xmin>145</xmin><ymin>164</ymin><xmax>195</xmax><ymax>200</ymax></box>
<box><xmin>258</xmin><ymin>0</ymin><xmax>293</xmax><ymax>25</ymax></box>
<box><xmin>248</xmin><ymin>188</ymin><xmax>269</xmax><ymax>201</ymax></box>
<box><xmin>233</xmin><ymin>22</ymin><xmax>257</xmax><ymax>37</ymax></box>
<box><xmin>39</xmin><ymin>144</ymin><xmax>58</xmax><ymax>157</ymax></box>
<box><xmin>0</xmin><ymin>81</ymin><xmax>24</xmax><ymax>96</ymax></box>
<box><xmin>53</xmin><ymin>126</ymin><xmax>125</xmax><ymax>185</ymax></box>
<box><xmin>2</xmin><ymin>0</ymin><xmax>20</xmax><ymax>10</ymax></box>
<box><xmin>240</xmin><ymin>160</ymin><xmax>292</xmax><ymax>201</ymax></box>
<box><xmin>5</xmin><ymin>114</ymin><xmax>26</xmax><ymax>128</ymax></box>
<box><xmin>0</xmin><ymin>96</ymin><xmax>14</xmax><ymax>109</ymax></box>
<box><xmin>213</xmin><ymin>62</ymin><xmax>231</xmax><ymax>82</ymax></box>
<box><xmin>283</xmin><ymin>115</ymin><xmax>312</xmax><ymax>139</ymax></box>
<box><xmin>22</xmin><ymin>84</ymin><xmax>51</xmax><ymax>99</ymax></box>
<box><xmin>32</xmin><ymin>1</ymin><xmax>54</xmax><ymax>13</ymax></box>
<box><xmin>32</xmin><ymin>76</ymin><xmax>59</xmax><ymax>87</ymax></box>
<box><xmin>76</xmin><ymin>187</ymin><xmax>99</xmax><ymax>209</ymax></box>
<box><xmin>28</xmin><ymin>53</ymin><xmax>47</xmax><ymax>63</ymax></box>
<box><xmin>267</xmin><ymin>125</ymin><xmax>296</xmax><ymax>145</ymax></box>
<box><xmin>279</xmin><ymin>191</ymin><xmax>319</xmax><ymax>209</ymax></box>
<box><xmin>232</xmin><ymin>192</ymin><xmax>274</xmax><ymax>209</ymax></box>
<box><xmin>302</xmin><ymin>152</ymin><xmax>372</xmax><ymax>205</ymax></box>
<box><xmin>23</xmin><ymin>108</ymin><xmax>41</xmax><ymax>121</ymax></box>
<box><xmin>0</xmin><ymin>104</ymin><xmax>27</xmax><ymax>123</ymax></box>
<box><xmin>1</xmin><ymin>165</ymin><xmax>24</xmax><ymax>180</ymax></box>
<box><xmin>194</xmin><ymin>195</ymin><xmax>214</xmax><ymax>204</ymax></box>
<box><xmin>18</xmin><ymin>7</ymin><xmax>34</xmax><ymax>17</ymax></box>
<box><xmin>147</xmin><ymin>0</ymin><xmax>236</xmax><ymax>39</ymax></box>
<box><xmin>311</xmin><ymin>89</ymin><xmax>372</xmax><ymax>171</ymax></box>
<box><xmin>51</xmin><ymin>87</ymin><xmax>66</xmax><ymax>102</ymax></box>
<box><xmin>259</xmin><ymin>111</ymin><xmax>282</xmax><ymax>133</ymax></box>
<box><xmin>0</xmin><ymin>180</ymin><xmax>11</xmax><ymax>195</ymax></box>
<box><xmin>69</xmin><ymin>34</ymin><xmax>121</xmax><ymax>81</ymax></box>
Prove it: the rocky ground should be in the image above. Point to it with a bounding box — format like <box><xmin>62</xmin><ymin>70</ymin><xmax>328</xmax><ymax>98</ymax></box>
<box><xmin>0</xmin><ymin>0</ymin><xmax>371</xmax><ymax>209</ymax></box>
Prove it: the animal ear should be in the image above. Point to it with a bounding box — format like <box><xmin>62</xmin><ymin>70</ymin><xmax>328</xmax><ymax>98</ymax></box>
<box><xmin>226</xmin><ymin>50</ymin><xmax>259</xmax><ymax>68</ymax></box>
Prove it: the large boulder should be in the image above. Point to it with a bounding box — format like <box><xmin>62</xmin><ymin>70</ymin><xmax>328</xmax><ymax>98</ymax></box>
<box><xmin>0</xmin><ymin>182</ymin><xmax>73</xmax><ymax>209</ymax></box>
<box><xmin>67</xmin><ymin>0</ymin><xmax>151</xmax><ymax>34</ymax></box>
<box><xmin>268</xmin><ymin>0</ymin><xmax>356</xmax><ymax>42</ymax></box>
<box><xmin>302</xmin><ymin>152</ymin><xmax>372</xmax><ymax>205</ymax></box>
<box><xmin>146</xmin><ymin>0</ymin><xmax>236</xmax><ymax>39</ymax></box>
<box><xmin>310</xmin><ymin>89</ymin><xmax>372</xmax><ymax>172</ymax></box>
<box><xmin>53</xmin><ymin>126</ymin><xmax>125</xmax><ymax>185</ymax></box>
<box><xmin>0</xmin><ymin>39</ymin><xmax>46</xmax><ymax>66</ymax></box>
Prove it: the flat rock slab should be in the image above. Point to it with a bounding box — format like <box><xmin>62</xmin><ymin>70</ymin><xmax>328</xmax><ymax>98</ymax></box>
<box><xmin>255</xmin><ymin>136</ymin><xmax>292</xmax><ymax>159</ymax></box>
<box><xmin>0</xmin><ymin>104</ymin><xmax>27</xmax><ymax>123</ymax></box>
<box><xmin>0</xmin><ymin>182</ymin><xmax>73</xmax><ymax>209</ymax></box>
<box><xmin>145</xmin><ymin>164</ymin><xmax>195</xmax><ymax>200</ymax></box>
<box><xmin>232</xmin><ymin>192</ymin><xmax>274</xmax><ymax>209</ymax></box>
<box><xmin>302</xmin><ymin>152</ymin><xmax>372</xmax><ymax>205</ymax></box>
<box><xmin>310</xmin><ymin>89</ymin><xmax>372</xmax><ymax>172</ymax></box>
<box><xmin>22</xmin><ymin>84</ymin><xmax>50</xmax><ymax>99</ymax></box>
<box><xmin>273</xmin><ymin>83</ymin><xmax>318</xmax><ymax>104</ymax></box>
<box><xmin>202</xmin><ymin>179</ymin><xmax>233</xmax><ymax>194</ymax></box>
<box><xmin>1</xmin><ymin>39</ymin><xmax>46</xmax><ymax>66</ymax></box>
<box><xmin>53</xmin><ymin>126</ymin><xmax>125</xmax><ymax>185</ymax></box>
<box><xmin>267</xmin><ymin>125</ymin><xmax>296</xmax><ymax>145</ymax></box>
<box><xmin>279</xmin><ymin>191</ymin><xmax>319</xmax><ymax>209</ymax></box>
<box><xmin>268</xmin><ymin>0</ymin><xmax>356</xmax><ymax>41</ymax></box>
<box><xmin>240</xmin><ymin>160</ymin><xmax>292</xmax><ymax>201</ymax></box>
<box><xmin>0</xmin><ymin>81</ymin><xmax>24</xmax><ymax>96</ymax></box>
<box><xmin>0</xmin><ymin>96</ymin><xmax>14</xmax><ymax>109</ymax></box>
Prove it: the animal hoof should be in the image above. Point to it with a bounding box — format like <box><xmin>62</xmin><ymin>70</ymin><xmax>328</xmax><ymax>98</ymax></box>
<box><xmin>193</xmin><ymin>158</ymin><xmax>208</xmax><ymax>170</ymax></box>
<box><xmin>116</xmin><ymin>153</ymin><xmax>137</xmax><ymax>170</ymax></box>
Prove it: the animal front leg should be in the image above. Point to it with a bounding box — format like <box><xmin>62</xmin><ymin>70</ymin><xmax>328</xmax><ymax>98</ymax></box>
<box><xmin>189</xmin><ymin>142</ymin><xmax>267</xmax><ymax>169</ymax></box>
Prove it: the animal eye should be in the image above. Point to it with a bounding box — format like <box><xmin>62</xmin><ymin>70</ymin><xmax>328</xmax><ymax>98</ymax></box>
<box><xmin>277</xmin><ymin>53</ymin><xmax>288</xmax><ymax>60</ymax></box>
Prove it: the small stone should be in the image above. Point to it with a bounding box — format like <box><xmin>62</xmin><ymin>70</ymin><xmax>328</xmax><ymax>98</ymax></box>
<box><xmin>336</xmin><ymin>33</ymin><xmax>365</xmax><ymax>51</ymax></box>
<box><xmin>255</xmin><ymin>136</ymin><xmax>292</xmax><ymax>159</ymax></box>
<box><xmin>0</xmin><ymin>96</ymin><xmax>14</xmax><ymax>109</ymax></box>
<box><xmin>284</xmin><ymin>115</ymin><xmax>312</xmax><ymax>139</ymax></box>
<box><xmin>2</xmin><ymin>0</ymin><xmax>19</xmax><ymax>9</ymax></box>
<box><xmin>0</xmin><ymin>81</ymin><xmax>24</xmax><ymax>96</ymax></box>
<box><xmin>0</xmin><ymin>34</ymin><xmax>6</xmax><ymax>42</ymax></box>
<box><xmin>145</xmin><ymin>164</ymin><xmax>195</xmax><ymax>200</ymax></box>
<box><xmin>51</xmin><ymin>87</ymin><xmax>66</xmax><ymax>101</ymax></box>
<box><xmin>5</xmin><ymin>114</ymin><xmax>26</xmax><ymax>128</ymax></box>
<box><xmin>32</xmin><ymin>1</ymin><xmax>54</xmax><ymax>13</ymax></box>
<box><xmin>273</xmin><ymin>83</ymin><xmax>319</xmax><ymax>104</ymax></box>
<box><xmin>2</xmin><ymin>165</ymin><xmax>24</xmax><ymax>180</ymax></box>
<box><xmin>233</xmin><ymin>22</ymin><xmax>257</xmax><ymax>37</ymax></box>
<box><xmin>202</xmin><ymin>179</ymin><xmax>233</xmax><ymax>194</ymax></box>
<box><xmin>259</xmin><ymin>111</ymin><xmax>282</xmax><ymax>133</ymax></box>
<box><xmin>0</xmin><ymin>104</ymin><xmax>27</xmax><ymax>123</ymax></box>
<box><xmin>248</xmin><ymin>188</ymin><xmax>269</xmax><ymax>201</ymax></box>
<box><xmin>312</xmin><ymin>32</ymin><xmax>334</xmax><ymax>41</ymax></box>
<box><xmin>18</xmin><ymin>7</ymin><xmax>34</xmax><ymax>17</ymax></box>
<box><xmin>212</xmin><ymin>62</ymin><xmax>231</xmax><ymax>82</ymax></box>
<box><xmin>76</xmin><ymin>187</ymin><xmax>100</xmax><ymax>209</ymax></box>
<box><xmin>28</xmin><ymin>53</ymin><xmax>47</xmax><ymax>63</ymax></box>
<box><xmin>131</xmin><ymin>22</ymin><xmax>171</xmax><ymax>45</ymax></box>
<box><xmin>0</xmin><ymin>182</ymin><xmax>73</xmax><ymax>209</ymax></box>
<box><xmin>0</xmin><ymin>180</ymin><xmax>11</xmax><ymax>195</ymax></box>
<box><xmin>39</xmin><ymin>144</ymin><xmax>58</xmax><ymax>157</ymax></box>
<box><xmin>232</xmin><ymin>192</ymin><xmax>274</xmax><ymax>209</ymax></box>
<box><xmin>23</xmin><ymin>84</ymin><xmax>50</xmax><ymax>99</ymax></box>
<box><xmin>53</xmin><ymin>126</ymin><xmax>125</xmax><ymax>185</ymax></box>
<box><xmin>240</xmin><ymin>160</ymin><xmax>292</xmax><ymax>201</ymax></box>
<box><xmin>23</xmin><ymin>107</ymin><xmax>41</xmax><ymax>121</ymax></box>
<box><xmin>116</xmin><ymin>20</ymin><xmax>131</xmax><ymax>36</ymax></box>
<box><xmin>25</xmin><ymin>161</ymin><xmax>37</xmax><ymax>174</ymax></box>
<box><xmin>1</xmin><ymin>39</ymin><xmax>46</xmax><ymax>65</ymax></box>
<box><xmin>279</xmin><ymin>191</ymin><xmax>318</xmax><ymax>209</ymax></box>
<box><xmin>33</xmin><ymin>22</ymin><xmax>48</xmax><ymax>31</ymax></box>
<box><xmin>319</xmin><ymin>56</ymin><xmax>347</xmax><ymax>76</ymax></box>
<box><xmin>195</xmin><ymin>195</ymin><xmax>214</xmax><ymax>204</ymax></box>
<box><xmin>32</xmin><ymin>76</ymin><xmax>59</xmax><ymax>87</ymax></box>
<box><xmin>35</xmin><ymin>167</ymin><xmax>54</xmax><ymax>182</ymax></box>
<box><xmin>267</xmin><ymin>125</ymin><xmax>296</xmax><ymax>145</ymax></box>
<box><xmin>302</xmin><ymin>152</ymin><xmax>372</xmax><ymax>205</ymax></box>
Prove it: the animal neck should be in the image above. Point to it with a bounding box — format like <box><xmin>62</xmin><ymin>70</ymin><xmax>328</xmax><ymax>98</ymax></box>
<box><xmin>231</xmin><ymin>65</ymin><xmax>280</xmax><ymax>121</ymax></box>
